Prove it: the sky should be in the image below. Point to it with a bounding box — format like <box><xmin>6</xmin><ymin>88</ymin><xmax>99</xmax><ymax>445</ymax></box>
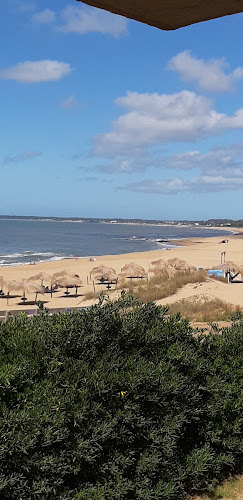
<box><xmin>1</xmin><ymin>0</ymin><xmax>243</xmax><ymax>220</ymax></box>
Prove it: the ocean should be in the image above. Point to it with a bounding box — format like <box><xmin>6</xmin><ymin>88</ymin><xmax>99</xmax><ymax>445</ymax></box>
<box><xmin>0</xmin><ymin>219</ymin><xmax>230</xmax><ymax>267</ymax></box>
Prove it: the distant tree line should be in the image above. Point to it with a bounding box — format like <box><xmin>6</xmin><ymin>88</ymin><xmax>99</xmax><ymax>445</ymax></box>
<box><xmin>1</xmin><ymin>215</ymin><xmax>243</xmax><ymax>227</ymax></box>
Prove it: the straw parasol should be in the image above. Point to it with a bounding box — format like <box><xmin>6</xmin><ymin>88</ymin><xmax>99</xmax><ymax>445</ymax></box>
<box><xmin>151</xmin><ymin>259</ymin><xmax>167</xmax><ymax>267</ymax></box>
<box><xmin>51</xmin><ymin>270</ymin><xmax>80</xmax><ymax>294</ymax></box>
<box><xmin>52</xmin><ymin>269</ymin><xmax>79</xmax><ymax>280</ymax></box>
<box><xmin>102</xmin><ymin>270</ymin><xmax>117</xmax><ymax>282</ymax></box>
<box><xmin>28</xmin><ymin>272</ymin><xmax>52</xmax><ymax>286</ymax></box>
<box><xmin>213</xmin><ymin>261</ymin><xmax>243</xmax><ymax>274</ymax></box>
<box><xmin>0</xmin><ymin>277</ymin><xmax>20</xmax><ymax>305</ymax></box>
<box><xmin>14</xmin><ymin>279</ymin><xmax>45</xmax><ymax>302</ymax></box>
<box><xmin>57</xmin><ymin>276</ymin><xmax>83</xmax><ymax>297</ymax></box>
<box><xmin>121</xmin><ymin>262</ymin><xmax>146</xmax><ymax>278</ymax></box>
<box><xmin>90</xmin><ymin>265</ymin><xmax>116</xmax><ymax>281</ymax></box>
<box><xmin>167</xmin><ymin>258</ymin><xmax>196</xmax><ymax>272</ymax></box>
<box><xmin>0</xmin><ymin>276</ymin><xmax>5</xmax><ymax>292</ymax></box>
<box><xmin>167</xmin><ymin>258</ymin><xmax>186</xmax><ymax>268</ymax></box>
<box><xmin>148</xmin><ymin>263</ymin><xmax>176</xmax><ymax>278</ymax></box>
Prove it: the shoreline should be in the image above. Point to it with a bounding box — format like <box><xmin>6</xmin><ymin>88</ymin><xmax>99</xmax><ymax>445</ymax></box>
<box><xmin>0</xmin><ymin>232</ymin><xmax>243</xmax><ymax>312</ymax></box>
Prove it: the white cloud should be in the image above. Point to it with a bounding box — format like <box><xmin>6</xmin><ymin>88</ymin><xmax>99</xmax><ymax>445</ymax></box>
<box><xmin>3</xmin><ymin>151</ymin><xmax>42</xmax><ymax>165</ymax></box>
<box><xmin>32</xmin><ymin>9</ymin><xmax>56</xmax><ymax>24</ymax></box>
<box><xmin>167</xmin><ymin>51</ymin><xmax>243</xmax><ymax>92</ymax></box>
<box><xmin>164</xmin><ymin>142</ymin><xmax>243</xmax><ymax>177</ymax></box>
<box><xmin>0</xmin><ymin>60</ymin><xmax>72</xmax><ymax>83</ymax></box>
<box><xmin>94</xmin><ymin>90</ymin><xmax>243</xmax><ymax>157</ymax></box>
<box><xmin>123</xmin><ymin>176</ymin><xmax>243</xmax><ymax>194</ymax></box>
<box><xmin>99</xmin><ymin>154</ymin><xmax>155</xmax><ymax>173</ymax></box>
<box><xmin>59</xmin><ymin>5</ymin><xmax>127</xmax><ymax>37</ymax></box>
<box><xmin>98</xmin><ymin>141</ymin><xmax>243</xmax><ymax>178</ymax></box>
<box><xmin>60</xmin><ymin>95</ymin><xmax>79</xmax><ymax>110</ymax></box>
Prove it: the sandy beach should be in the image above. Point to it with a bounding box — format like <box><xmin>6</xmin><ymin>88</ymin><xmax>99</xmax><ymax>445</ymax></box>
<box><xmin>1</xmin><ymin>231</ymin><xmax>243</xmax><ymax>314</ymax></box>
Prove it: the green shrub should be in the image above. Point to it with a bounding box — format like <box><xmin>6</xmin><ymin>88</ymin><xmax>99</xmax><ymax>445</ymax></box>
<box><xmin>0</xmin><ymin>295</ymin><xmax>242</xmax><ymax>499</ymax></box>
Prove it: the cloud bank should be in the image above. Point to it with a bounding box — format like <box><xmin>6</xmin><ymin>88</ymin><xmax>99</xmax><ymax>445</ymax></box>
<box><xmin>120</xmin><ymin>141</ymin><xmax>243</xmax><ymax>194</ymax></box>
<box><xmin>123</xmin><ymin>176</ymin><xmax>243</xmax><ymax>194</ymax></box>
<box><xmin>94</xmin><ymin>90</ymin><xmax>243</xmax><ymax>158</ymax></box>
<box><xmin>92</xmin><ymin>88</ymin><xmax>243</xmax><ymax>195</ymax></box>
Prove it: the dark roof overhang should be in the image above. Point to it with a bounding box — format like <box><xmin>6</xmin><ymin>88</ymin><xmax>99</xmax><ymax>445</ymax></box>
<box><xmin>77</xmin><ymin>0</ymin><xmax>243</xmax><ymax>30</ymax></box>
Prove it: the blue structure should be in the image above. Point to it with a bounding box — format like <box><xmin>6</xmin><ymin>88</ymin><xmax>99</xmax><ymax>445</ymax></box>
<box><xmin>207</xmin><ymin>270</ymin><xmax>223</xmax><ymax>277</ymax></box>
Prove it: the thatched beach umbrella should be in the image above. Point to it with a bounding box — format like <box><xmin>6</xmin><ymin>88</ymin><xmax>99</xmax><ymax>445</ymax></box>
<box><xmin>213</xmin><ymin>261</ymin><xmax>243</xmax><ymax>275</ymax></box>
<box><xmin>0</xmin><ymin>276</ymin><xmax>4</xmax><ymax>293</ymax></box>
<box><xmin>90</xmin><ymin>265</ymin><xmax>116</xmax><ymax>281</ymax></box>
<box><xmin>0</xmin><ymin>277</ymin><xmax>20</xmax><ymax>305</ymax></box>
<box><xmin>102</xmin><ymin>270</ymin><xmax>117</xmax><ymax>282</ymax></box>
<box><xmin>121</xmin><ymin>262</ymin><xmax>146</xmax><ymax>278</ymax></box>
<box><xmin>51</xmin><ymin>270</ymin><xmax>80</xmax><ymax>295</ymax></box>
<box><xmin>151</xmin><ymin>259</ymin><xmax>167</xmax><ymax>267</ymax></box>
<box><xmin>149</xmin><ymin>263</ymin><xmax>176</xmax><ymax>278</ymax></box>
<box><xmin>167</xmin><ymin>258</ymin><xmax>196</xmax><ymax>272</ymax></box>
<box><xmin>28</xmin><ymin>272</ymin><xmax>52</xmax><ymax>286</ymax></box>
<box><xmin>52</xmin><ymin>269</ymin><xmax>79</xmax><ymax>280</ymax></box>
<box><xmin>149</xmin><ymin>258</ymin><xmax>174</xmax><ymax>273</ymax></box>
<box><xmin>14</xmin><ymin>279</ymin><xmax>45</xmax><ymax>302</ymax></box>
<box><xmin>167</xmin><ymin>258</ymin><xmax>186</xmax><ymax>268</ymax></box>
<box><xmin>57</xmin><ymin>276</ymin><xmax>83</xmax><ymax>297</ymax></box>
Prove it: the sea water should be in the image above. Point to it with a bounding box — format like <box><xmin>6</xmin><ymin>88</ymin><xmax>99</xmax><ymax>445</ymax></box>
<box><xmin>0</xmin><ymin>219</ymin><xmax>230</xmax><ymax>267</ymax></box>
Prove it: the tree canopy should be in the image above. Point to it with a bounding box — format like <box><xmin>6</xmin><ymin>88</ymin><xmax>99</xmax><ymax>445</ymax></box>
<box><xmin>0</xmin><ymin>295</ymin><xmax>242</xmax><ymax>499</ymax></box>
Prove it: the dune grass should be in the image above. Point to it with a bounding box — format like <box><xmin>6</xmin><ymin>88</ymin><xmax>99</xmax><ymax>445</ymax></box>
<box><xmin>121</xmin><ymin>270</ymin><xmax>207</xmax><ymax>302</ymax></box>
<box><xmin>167</xmin><ymin>296</ymin><xmax>242</xmax><ymax>322</ymax></box>
<box><xmin>192</xmin><ymin>475</ymin><xmax>243</xmax><ymax>499</ymax></box>
<box><xmin>83</xmin><ymin>290</ymin><xmax>96</xmax><ymax>300</ymax></box>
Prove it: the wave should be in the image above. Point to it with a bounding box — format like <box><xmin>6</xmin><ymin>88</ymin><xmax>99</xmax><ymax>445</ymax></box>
<box><xmin>0</xmin><ymin>256</ymin><xmax>68</xmax><ymax>267</ymax></box>
<box><xmin>114</xmin><ymin>236</ymin><xmax>176</xmax><ymax>248</ymax></box>
<box><xmin>0</xmin><ymin>250</ymin><xmax>71</xmax><ymax>267</ymax></box>
<box><xmin>0</xmin><ymin>251</ymin><xmax>58</xmax><ymax>258</ymax></box>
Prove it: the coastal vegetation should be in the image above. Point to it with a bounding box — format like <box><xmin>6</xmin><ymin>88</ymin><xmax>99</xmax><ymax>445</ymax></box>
<box><xmin>0</xmin><ymin>294</ymin><xmax>242</xmax><ymax>499</ymax></box>
<box><xmin>193</xmin><ymin>474</ymin><xmax>243</xmax><ymax>499</ymax></box>
<box><xmin>168</xmin><ymin>297</ymin><xmax>242</xmax><ymax>323</ymax></box>
<box><xmin>118</xmin><ymin>269</ymin><xmax>207</xmax><ymax>303</ymax></box>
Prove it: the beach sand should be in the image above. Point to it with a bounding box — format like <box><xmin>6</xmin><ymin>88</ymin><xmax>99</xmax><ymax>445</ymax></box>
<box><xmin>1</xmin><ymin>232</ymin><xmax>243</xmax><ymax>313</ymax></box>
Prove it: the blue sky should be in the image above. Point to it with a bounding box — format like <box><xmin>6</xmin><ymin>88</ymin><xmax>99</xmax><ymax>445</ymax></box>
<box><xmin>1</xmin><ymin>0</ymin><xmax>243</xmax><ymax>220</ymax></box>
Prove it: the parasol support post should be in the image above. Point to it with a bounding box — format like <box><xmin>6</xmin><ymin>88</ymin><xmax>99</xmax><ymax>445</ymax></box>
<box><xmin>221</xmin><ymin>251</ymin><xmax>226</xmax><ymax>264</ymax></box>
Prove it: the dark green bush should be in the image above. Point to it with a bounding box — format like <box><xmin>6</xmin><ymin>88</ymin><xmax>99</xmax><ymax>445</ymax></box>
<box><xmin>0</xmin><ymin>295</ymin><xmax>242</xmax><ymax>499</ymax></box>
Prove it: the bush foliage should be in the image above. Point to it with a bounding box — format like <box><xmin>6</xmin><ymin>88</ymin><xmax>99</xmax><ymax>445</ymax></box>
<box><xmin>0</xmin><ymin>294</ymin><xmax>242</xmax><ymax>499</ymax></box>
